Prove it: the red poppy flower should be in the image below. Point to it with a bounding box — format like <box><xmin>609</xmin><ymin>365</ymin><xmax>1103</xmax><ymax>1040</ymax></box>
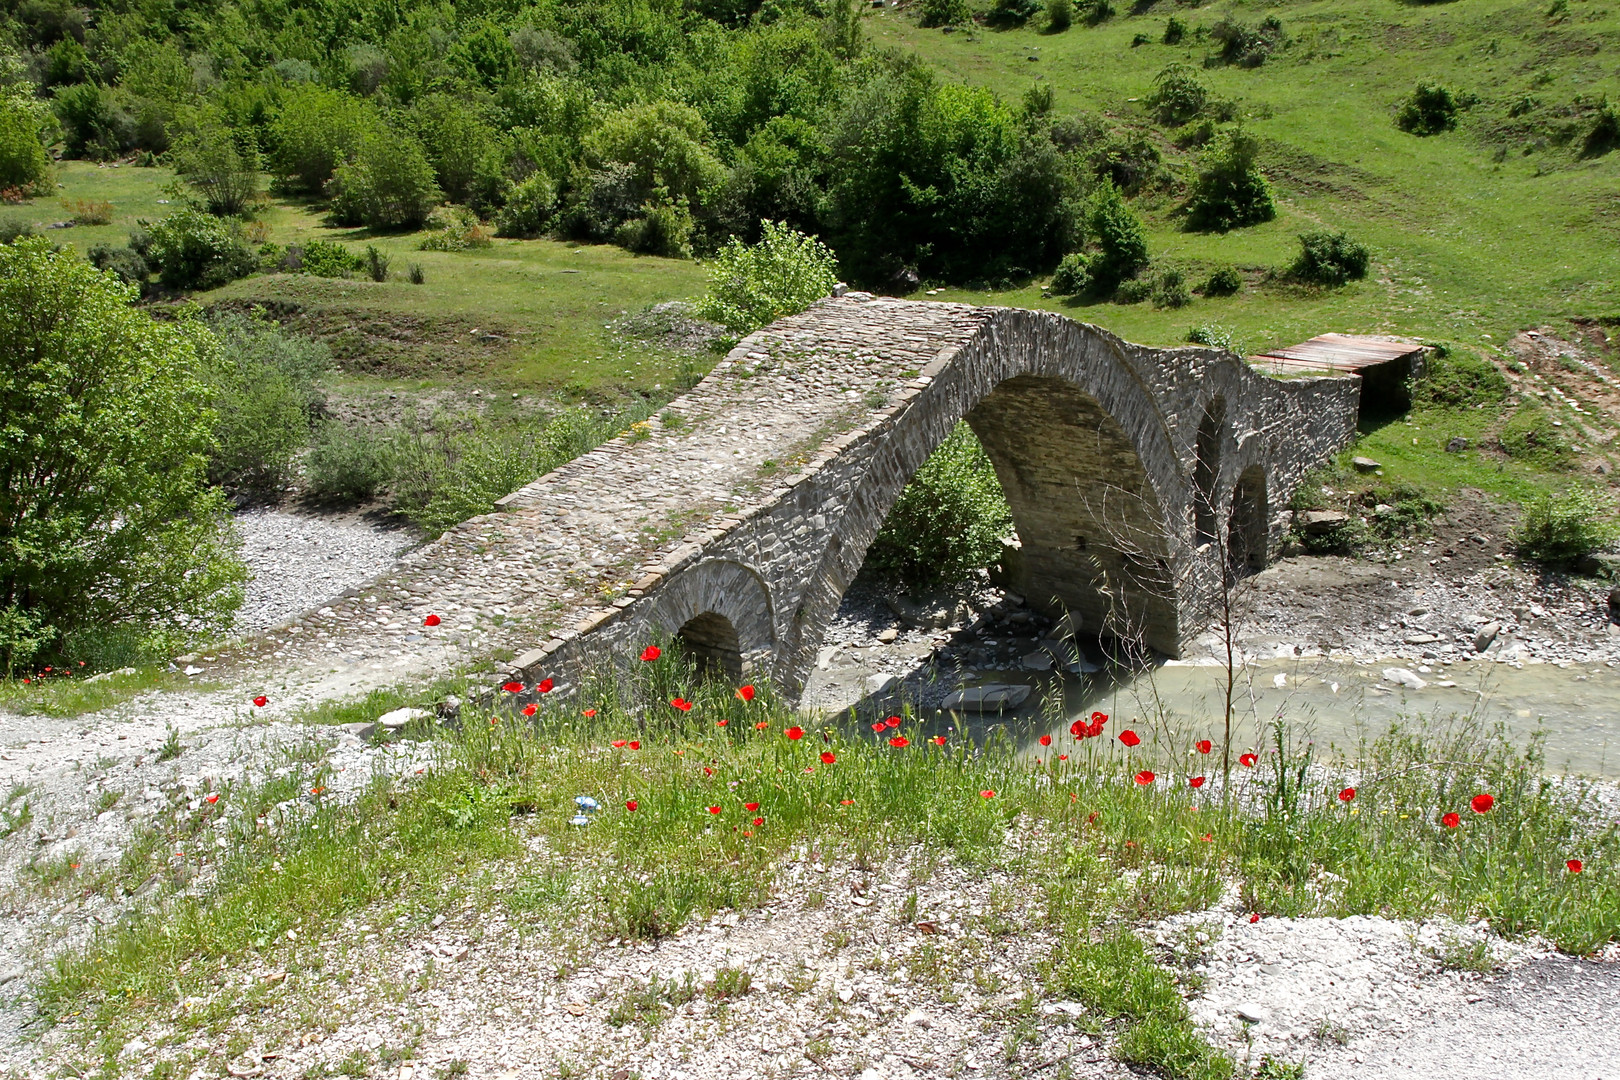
<box><xmin>1567</xmin><ymin>859</ymin><xmax>1583</xmax><ymax>873</ymax></box>
<box><xmin>785</xmin><ymin>726</ymin><xmax>804</xmax><ymax>740</ymax></box>
<box><xmin>310</xmin><ymin>786</ymin><xmax>326</xmax><ymax>796</ymax></box>
<box><xmin>1070</xmin><ymin>719</ymin><xmax>1086</xmax><ymax>739</ymax></box>
<box><xmin>840</xmin><ymin>799</ymin><xmax>854</xmax><ymax>805</ymax></box>
<box><xmin>716</xmin><ymin>719</ymin><xmax>729</xmax><ymax>727</ymax></box>
<box><xmin>629</xmin><ymin>740</ymin><xmax>640</xmax><ymax>750</ymax></box>
<box><xmin>932</xmin><ymin>735</ymin><xmax>947</xmax><ymax>746</ymax></box>
<box><xmin>744</xmin><ymin>802</ymin><xmax>759</xmax><ymax>811</ymax></box>
<box><xmin>1118</xmin><ymin>730</ymin><xmax>1141</xmax><ymax>748</ymax></box>
<box><xmin>1039</xmin><ymin>734</ymin><xmax>1052</xmax><ymax>747</ymax></box>
<box><xmin>885</xmin><ymin>716</ymin><xmax>902</xmax><ymax>728</ymax></box>
<box><xmin>1134</xmin><ymin>770</ymin><xmax>1155</xmax><ymax>785</ymax></box>
<box><xmin>502</xmin><ymin>681</ymin><xmax>524</xmax><ymax>694</ymax></box>
<box><xmin>1059</xmin><ymin>754</ymin><xmax>1068</xmax><ymax>761</ymax></box>
<box><xmin>870</xmin><ymin>722</ymin><xmax>885</xmax><ymax>733</ymax></box>
<box><xmin>626</xmin><ymin>800</ymin><xmax>637</xmax><ymax>812</ymax></box>
<box><xmin>707</xmin><ymin>805</ymin><xmax>721</xmax><ymax>814</ymax></box>
<box><xmin>755</xmin><ymin>721</ymin><xmax>769</xmax><ymax>730</ymax></box>
<box><xmin>1189</xmin><ymin>776</ymin><xmax>1205</xmax><ymax>788</ymax></box>
<box><xmin>423</xmin><ymin>614</ymin><xmax>441</xmax><ymax>627</ymax></box>
<box><xmin>1442</xmin><ymin>811</ymin><xmax>1460</xmax><ymax>828</ymax></box>
<box><xmin>888</xmin><ymin>736</ymin><xmax>910</xmax><ymax>748</ymax></box>
<box><xmin>1338</xmin><ymin>787</ymin><xmax>1356</xmax><ymax>802</ymax></box>
<box><xmin>980</xmin><ymin>790</ymin><xmax>996</xmax><ymax>799</ymax></box>
<box><xmin>1091</xmin><ymin>711</ymin><xmax>1108</xmax><ymax>724</ymax></box>
<box><xmin>583</xmin><ymin>708</ymin><xmax>597</xmax><ymax>718</ymax></box>
<box><xmin>671</xmin><ymin>698</ymin><xmax>693</xmax><ymax>712</ymax></box>
<box><xmin>1471</xmin><ymin>793</ymin><xmax>1495</xmax><ymax>814</ymax></box>
<box><xmin>252</xmin><ymin>695</ymin><xmax>268</xmax><ymax>707</ymax></box>
<box><xmin>612</xmin><ymin>740</ymin><xmax>627</xmax><ymax>748</ymax></box>
<box><xmin>1249</xmin><ymin>913</ymin><xmax>1260</xmax><ymax>924</ymax></box>
<box><xmin>821</xmin><ymin>751</ymin><xmax>836</xmax><ymax>764</ymax></box>
<box><xmin>1200</xmin><ymin>833</ymin><xmax>1212</xmax><ymax>842</ymax></box>
<box><xmin>205</xmin><ymin>793</ymin><xmax>219</xmax><ymax>804</ymax></box>
<box><xmin>735</xmin><ymin>685</ymin><xmax>756</xmax><ymax>702</ymax></box>
<box><xmin>640</xmin><ymin>646</ymin><xmax>661</xmax><ymax>662</ymax></box>
<box><xmin>538</xmin><ymin>678</ymin><xmax>554</xmax><ymax>693</ymax></box>
<box><xmin>752</xmin><ymin>816</ymin><xmax>764</xmax><ymax>827</ymax></box>
<box><xmin>522</xmin><ymin>703</ymin><xmax>538</xmax><ymax>717</ymax></box>
<box><xmin>1196</xmin><ymin>740</ymin><xmax>1212</xmax><ymax>754</ymax></box>
<box><xmin>703</xmin><ymin>767</ymin><xmax>714</xmax><ymax>777</ymax></box>
<box><xmin>1239</xmin><ymin>753</ymin><xmax>1258</xmax><ymax>768</ymax></box>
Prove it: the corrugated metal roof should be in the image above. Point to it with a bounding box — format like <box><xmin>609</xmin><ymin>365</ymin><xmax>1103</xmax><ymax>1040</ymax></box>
<box><xmin>1251</xmin><ymin>333</ymin><xmax>1425</xmax><ymax>375</ymax></box>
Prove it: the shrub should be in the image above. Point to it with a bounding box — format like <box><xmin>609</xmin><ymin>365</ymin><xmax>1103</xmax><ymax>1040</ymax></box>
<box><xmin>408</xmin><ymin>93</ymin><xmax>503</xmax><ymax>205</ymax></box>
<box><xmin>1047</xmin><ymin>0</ymin><xmax>1073</xmax><ymax>31</ymax></box>
<box><xmin>1086</xmin><ymin>0</ymin><xmax>1115</xmax><ymax>23</ymax></box>
<box><xmin>919</xmin><ymin>0</ymin><xmax>973</xmax><ymax>27</ymax></box>
<box><xmin>988</xmin><ymin>0</ymin><xmax>1041</xmax><ymax>27</ymax></box>
<box><xmin>1153</xmin><ymin>268</ymin><xmax>1191</xmax><ymax>308</ymax></box>
<box><xmin>1091</xmin><ymin>133</ymin><xmax>1162</xmax><ymax>193</ymax></box>
<box><xmin>1201</xmin><ymin>265</ymin><xmax>1242</xmax><ymax>296</ymax></box>
<box><xmin>1114</xmin><ymin>276</ymin><xmax>1153</xmax><ymax>304</ymax></box>
<box><xmin>304</xmin><ymin>423</ymin><xmax>397</xmax><ymax>503</ymax></box>
<box><xmin>363</xmin><ymin>245</ymin><xmax>389</xmax><ymax>282</ymax></box>
<box><xmin>200</xmin><ymin>313</ymin><xmax>329</xmax><ymax>497</ymax></box>
<box><xmin>62</xmin><ymin>197</ymin><xmax>111</xmax><ymax>224</ymax></box>
<box><xmin>1396</xmin><ymin>83</ymin><xmax>1462</xmax><ymax>137</ymax></box>
<box><xmin>87</xmin><ymin>241</ymin><xmax>147</xmax><ymax>288</ymax></box>
<box><xmin>585</xmin><ymin>101</ymin><xmax>725</xmax><ymax>213</ymax></box>
<box><xmin>559</xmin><ymin>163</ymin><xmax>646</xmax><ymax>242</ymax></box>
<box><xmin>1185</xmin><ymin>128</ymin><xmax>1275</xmax><ymax>232</ymax></box>
<box><xmin>697</xmin><ymin>220</ymin><xmax>839</xmax><ymax>335</ymax></box>
<box><xmin>1513</xmin><ymin>488</ymin><xmax>1620</xmax><ymax>565</ymax></box>
<box><xmin>269</xmin><ymin>86</ymin><xmax>378</xmax><ymax>193</ymax></box>
<box><xmin>171</xmin><ymin>125</ymin><xmax>261</xmax><ymax>217</ymax></box>
<box><xmin>1163</xmin><ymin>16</ymin><xmax>1186</xmax><ymax>44</ymax></box>
<box><xmin>1582</xmin><ymin>100</ymin><xmax>1619</xmax><ymax>159</ymax></box>
<box><xmin>495</xmin><ymin>173</ymin><xmax>558</xmax><ymax>238</ymax></box>
<box><xmin>1290</xmin><ymin>229</ymin><xmax>1370</xmax><ymax>285</ymax></box>
<box><xmin>328</xmin><ymin>134</ymin><xmax>442</xmax><ymax>231</ymax></box>
<box><xmin>1186</xmin><ymin>323</ymin><xmax>1238</xmax><ymax>351</ymax></box>
<box><xmin>615</xmin><ymin>200</ymin><xmax>694</xmax><ymax>258</ymax></box>
<box><xmin>0</xmin><ymin>98</ymin><xmax>51</xmax><ymax>193</ymax></box>
<box><xmin>52</xmin><ymin>82</ymin><xmax>134</xmax><ymax>160</ymax></box>
<box><xmin>1147</xmin><ymin>64</ymin><xmax>1207</xmax><ymax>126</ymax></box>
<box><xmin>0</xmin><ymin>239</ymin><xmax>245</xmax><ymax>672</ymax></box>
<box><xmin>1412</xmin><ymin>350</ymin><xmax>1509</xmax><ymax>408</ymax></box>
<box><xmin>418</xmin><ymin>208</ymin><xmax>493</xmax><ymax>251</ymax></box>
<box><xmin>1210</xmin><ymin>17</ymin><xmax>1285</xmax><ymax>67</ymax></box>
<box><xmin>1050</xmin><ymin>251</ymin><xmax>1091</xmax><ymax>295</ymax></box>
<box><xmin>141</xmin><ymin>208</ymin><xmax>256</xmax><ymax>290</ymax></box>
<box><xmin>1085</xmin><ymin>182</ymin><xmax>1150</xmax><ymax>292</ymax></box>
<box><xmin>295</xmin><ymin>239</ymin><xmax>363</xmax><ymax>278</ymax></box>
<box><xmin>866</xmin><ymin>423</ymin><xmax>1013</xmax><ymax>590</ymax></box>
<box><xmin>407</xmin><ymin>263</ymin><xmax>426</xmax><ymax>285</ymax></box>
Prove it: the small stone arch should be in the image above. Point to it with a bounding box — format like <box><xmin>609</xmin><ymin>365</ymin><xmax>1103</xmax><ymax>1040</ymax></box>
<box><xmin>1227</xmin><ymin>465</ymin><xmax>1269</xmax><ymax>576</ymax></box>
<box><xmin>675</xmin><ymin>611</ymin><xmax>743</xmax><ymax>682</ymax></box>
<box><xmin>1193</xmin><ymin>396</ymin><xmax>1226</xmax><ymax>547</ymax></box>
<box><xmin>637</xmin><ymin>558</ymin><xmax>775</xmax><ymax>679</ymax></box>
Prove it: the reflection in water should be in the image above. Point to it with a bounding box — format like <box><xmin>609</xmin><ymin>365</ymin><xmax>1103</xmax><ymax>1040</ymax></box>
<box><xmin>898</xmin><ymin>658</ymin><xmax>1620</xmax><ymax>778</ymax></box>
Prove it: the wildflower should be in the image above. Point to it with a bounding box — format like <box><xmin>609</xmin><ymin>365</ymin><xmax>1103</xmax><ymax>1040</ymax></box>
<box><xmin>1059</xmin><ymin>754</ymin><xmax>1069</xmax><ymax>761</ymax></box>
<box><xmin>886</xmin><ymin>736</ymin><xmax>909</xmax><ymax>748</ymax></box>
<box><xmin>626</xmin><ymin>800</ymin><xmax>638</xmax><ymax>812</ymax></box>
<box><xmin>538</xmin><ymin>678</ymin><xmax>554</xmax><ymax>693</ymax></box>
<box><xmin>931</xmin><ymin>735</ymin><xmax>946</xmax><ymax>746</ymax></box>
<box><xmin>885</xmin><ymin>716</ymin><xmax>902</xmax><ymax>729</ymax></box>
<box><xmin>423</xmin><ymin>614</ymin><xmax>441</xmax><ymax>626</ymax></box>
<box><xmin>522</xmin><ymin>704</ymin><xmax>538</xmax><ymax>717</ymax></box>
<box><xmin>1471</xmin><ymin>793</ymin><xmax>1495</xmax><ymax>814</ymax></box>
<box><xmin>252</xmin><ymin>695</ymin><xmax>268</xmax><ymax>707</ymax></box>
<box><xmin>640</xmin><ymin>646</ymin><xmax>661</xmax><ymax>662</ymax></box>
<box><xmin>785</xmin><ymin>726</ymin><xmax>805</xmax><ymax>740</ymax></box>
<box><xmin>1118</xmin><ymin>730</ymin><xmax>1141</xmax><ymax>748</ymax></box>
<box><xmin>1442</xmin><ymin>811</ymin><xmax>1461</xmax><ymax>828</ymax></box>
<box><xmin>310</xmin><ymin>786</ymin><xmax>326</xmax><ymax>796</ymax></box>
<box><xmin>1339</xmin><ymin>787</ymin><xmax>1356</xmax><ymax>802</ymax></box>
<box><xmin>629</xmin><ymin>740</ymin><xmax>641</xmax><ymax>750</ymax></box>
<box><xmin>755</xmin><ymin>721</ymin><xmax>769</xmax><ymax>730</ymax></box>
<box><xmin>1196</xmin><ymin>740</ymin><xmax>1212</xmax><ymax>754</ymax></box>
<box><xmin>205</xmin><ymin>793</ymin><xmax>219</xmax><ymax>804</ymax></box>
<box><xmin>1200</xmin><ymin>833</ymin><xmax>1212</xmax><ymax>842</ymax></box>
<box><xmin>583</xmin><ymin>709</ymin><xmax>597</xmax><ymax>718</ymax></box>
<box><xmin>1134</xmin><ymin>770</ymin><xmax>1155</xmax><ymax>785</ymax></box>
<box><xmin>745</xmin><ymin>802</ymin><xmax>760</xmax><ymax>811</ymax></box>
<box><xmin>671</xmin><ymin>697</ymin><xmax>694</xmax><ymax>712</ymax></box>
<box><xmin>1189</xmin><ymin>776</ymin><xmax>1205</xmax><ymax>788</ymax></box>
<box><xmin>1239</xmin><ymin>753</ymin><xmax>1258</xmax><ymax>767</ymax></box>
<box><xmin>980</xmin><ymin>790</ymin><xmax>996</xmax><ymax>799</ymax></box>
<box><xmin>612</xmin><ymin>740</ymin><xmax>627</xmax><ymax>748</ymax></box>
<box><xmin>1567</xmin><ymin>859</ymin><xmax>1583</xmax><ymax>874</ymax></box>
<box><xmin>840</xmin><ymin>799</ymin><xmax>854</xmax><ymax>805</ymax></box>
<box><xmin>870</xmin><ymin>722</ymin><xmax>886</xmax><ymax>733</ymax></box>
<box><xmin>707</xmin><ymin>805</ymin><xmax>722</xmax><ymax>815</ymax></box>
<box><xmin>502</xmin><ymin>681</ymin><xmax>524</xmax><ymax>694</ymax></box>
<box><xmin>716</xmin><ymin>719</ymin><xmax>728</xmax><ymax>727</ymax></box>
<box><xmin>703</xmin><ymin>767</ymin><xmax>715</xmax><ymax>777</ymax></box>
<box><xmin>821</xmin><ymin>751</ymin><xmax>836</xmax><ymax>764</ymax></box>
<box><xmin>1249</xmin><ymin>913</ymin><xmax>1260</xmax><ymax>924</ymax></box>
<box><xmin>736</xmin><ymin>685</ymin><xmax>756</xmax><ymax>702</ymax></box>
<box><xmin>1039</xmin><ymin>734</ymin><xmax>1052</xmax><ymax>747</ymax></box>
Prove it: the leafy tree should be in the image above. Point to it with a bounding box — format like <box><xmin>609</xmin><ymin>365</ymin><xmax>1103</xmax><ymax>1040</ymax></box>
<box><xmin>1396</xmin><ymin>82</ymin><xmax>1462</xmax><ymax>136</ymax></box>
<box><xmin>201</xmin><ymin>313</ymin><xmax>329</xmax><ymax>497</ymax></box>
<box><xmin>52</xmin><ymin>82</ymin><xmax>135</xmax><ymax>159</ymax></box>
<box><xmin>496</xmin><ymin>173</ymin><xmax>559</xmax><ymax>237</ymax></box>
<box><xmin>586</xmin><ymin>101</ymin><xmax>726</xmax><ymax>210</ymax></box>
<box><xmin>328</xmin><ymin>133</ymin><xmax>443</xmax><ymax>230</ymax></box>
<box><xmin>269</xmin><ymin>86</ymin><xmax>378</xmax><ymax>193</ymax></box>
<box><xmin>1085</xmin><ymin>181</ymin><xmax>1149</xmax><ymax>291</ymax></box>
<box><xmin>0</xmin><ymin>239</ymin><xmax>245</xmax><ymax>672</ymax></box>
<box><xmin>408</xmin><ymin>94</ymin><xmax>504</xmax><ymax>205</ymax></box>
<box><xmin>1184</xmin><ymin>128</ymin><xmax>1275</xmax><ymax>232</ymax></box>
<box><xmin>0</xmin><ymin>97</ymin><xmax>52</xmax><ymax>192</ymax></box>
<box><xmin>140</xmin><ymin>208</ymin><xmax>256</xmax><ymax>289</ymax></box>
<box><xmin>172</xmin><ymin>124</ymin><xmax>262</xmax><ymax>216</ymax></box>
<box><xmin>698</xmin><ymin>219</ymin><xmax>839</xmax><ymax>333</ymax></box>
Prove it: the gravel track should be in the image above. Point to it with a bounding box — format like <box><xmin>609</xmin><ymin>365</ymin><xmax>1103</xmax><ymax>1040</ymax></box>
<box><xmin>234</xmin><ymin>508</ymin><xmax>420</xmax><ymax>632</ymax></box>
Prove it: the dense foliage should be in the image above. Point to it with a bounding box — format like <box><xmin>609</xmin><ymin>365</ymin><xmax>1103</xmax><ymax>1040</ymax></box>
<box><xmin>698</xmin><ymin>219</ymin><xmax>838</xmax><ymax>334</ymax></box>
<box><xmin>0</xmin><ymin>240</ymin><xmax>244</xmax><ymax>672</ymax></box>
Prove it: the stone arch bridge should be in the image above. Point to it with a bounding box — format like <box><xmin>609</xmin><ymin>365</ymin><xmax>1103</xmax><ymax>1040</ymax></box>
<box><xmin>287</xmin><ymin>297</ymin><xmax>1361</xmax><ymax>700</ymax></box>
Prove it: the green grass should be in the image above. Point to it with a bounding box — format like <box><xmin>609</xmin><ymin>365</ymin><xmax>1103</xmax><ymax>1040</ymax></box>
<box><xmin>0</xmin><ymin>665</ymin><xmax>189</xmax><ymax>717</ymax></box>
<box><xmin>39</xmin><ymin>650</ymin><xmax>1620</xmax><ymax>1076</ymax></box>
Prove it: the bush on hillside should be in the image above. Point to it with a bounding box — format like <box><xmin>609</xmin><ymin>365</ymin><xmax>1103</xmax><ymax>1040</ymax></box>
<box><xmin>1210</xmin><ymin>16</ymin><xmax>1284</xmax><ymax>67</ymax></box>
<box><xmin>201</xmin><ymin>313</ymin><xmax>329</xmax><ymax>497</ymax></box>
<box><xmin>418</xmin><ymin>207</ymin><xmax>493</xmax><ymax>251</ymax></box>
<box><xmin>139</xmin><ymin>208</ymin><xmax>256</xmax><ymax>290</ymax></box>
<box><xmin>1201</xmin><ymin>265</ymin><xmax>1242</xmax><ymax>296</ymax></box>
<box><xmin>0</xmin><ymin>98</ymin><xmax>51</xmax><ymax>193</ymax></box>
<box><xmin>1085</xmin><ymin>181</ymin><xmax>1150</xmax><ymax>292</ymax></box>
<box><xmin>328</xmin><ymin>134</ymin><xmax>442</xmax><ymax>231</ymax></box>
<box><xmin>269</xmin><ymin>85</ymin><xmax>379</xmax><ymax>193</ymax></box>
<box><xmin>1185</xmin><ymin>128</ymin><xmax>1275</xmax><ymax>232</ymax></box>
<box><xmin>698</xmin><ymin>220</ymin><xmax>839</xmax><ymax>334</ymax></box>
<box><xmin>1153</xmin><ymin>268</ymin><xmax>1191</xmax><ymax>308</ymax></box>
<box><xmin>1499</xmin><ymin>403</ymin><xmax>1576</xmax><ymax>469</ymax></box>
<box><xmin>1396</xmin><ymin>83</ymin><xmax>1463</xmax><ymax>136</ymax></box>
<box><xmin>988</xmin><ymin>0</ymin><xmax>1041</xmax><ymax>27</ymax></box>
<box><xmin>408</xmin><ymin>93</ymin><xmax>504</xmax><ymax>205</ymax></box>
<box><xmin>495</xmin><ymin>173</ymin><xmax>558</xmax><ymax>238</ymax></box>
<box><xmin>1047</xmin><ymin>0</ymin><xmax>1073</xmax><ymax>32</ymax></box>
<box><xmin>866</xmin><ymin>422</ymin><xmax>1013</xmax><ymax>590</ymax></box>
<box><xmin>0</xmin><ymin>239</ymin><xmax>244</xmax><ymax>672</ymax></box>
<box><xmin>171</xmin><ymin>125</ymin><xmax>261</xmax><ymax>216</ymax></box>
<box><xmin>1513</xmin><ymin>488</ymin><xmax>1620</xmax><ymax>565</ymax></box>
<box><xmin>1290</xmin><ymin>230</ymin><xmax>1369</xmax><ymax>285</ymax></box>
<box><xmin>1049</xmin><ymin>251</ymin><xmax>1091</xmax><ymax>295</ymax></box>
<box><xmin>1147</xmin><ymin>65</ymin><xmax>1207</xmax><ymax>126</ymax></box>
<box><xmin>305</xmin><ymin>422</ymin><xmax>398</xmax><ymax>503</ymax></box>
<box><xmin>87</xmin><ymin>241</ymin><xmax>148</xmax><ymax>289</ymax></box>
<box><xmin>919</xmin><ymin>0</ymin><xmax>973</xmax><ymax>27</ymax></box>
<box><xmin>1162</xmin><ymin>16</ymin><xmax>1186</xmax><ymax>44</ymax></box>
<box><xmin>1582</xmin><ymin>100</ymin><xmax>1619</xmax><ymax>159</ymax></box>
<box><xmin>52</xmin><ymin>82</ymin><xmax>135</xmax><ymax>159</ymax></box>
<box><xmin>616</xmin><ymin>198</ymin><xmax>694</xmax><ymax>257</ymax></box>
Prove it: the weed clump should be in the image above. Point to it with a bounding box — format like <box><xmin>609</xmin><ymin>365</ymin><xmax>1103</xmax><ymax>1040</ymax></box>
<box><xmin>1289</xmin><ymin>230</ymin><xmax>1369</xmax><ymax>285</ymax></box>
<box><xmin>1200</xmin><ymin>266</ymin><xmax>1242</xmax><ymax>296</ymax></box>
<box><xmin>1209</xmin><ymin>16</ymin><xmax>1284</xmax><ymax>67</ymax></box>
<box><xmin>1513</xmin><ymin>488</ymin><xmax>1619</xmax><ymax>564</ymax></box>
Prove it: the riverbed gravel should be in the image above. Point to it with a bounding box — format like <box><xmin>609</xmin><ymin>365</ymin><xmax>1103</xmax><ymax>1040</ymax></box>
<box><xmin>234</xmin><ymin>508</ymin><xmax>419</xmax><ymax>632</ymax></box>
